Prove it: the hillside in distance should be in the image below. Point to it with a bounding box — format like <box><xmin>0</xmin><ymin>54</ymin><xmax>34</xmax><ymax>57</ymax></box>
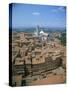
<box><xmin>12</xmin><ymin>27</ymin><xmax>66</xmax><ymax>33</ymax></box>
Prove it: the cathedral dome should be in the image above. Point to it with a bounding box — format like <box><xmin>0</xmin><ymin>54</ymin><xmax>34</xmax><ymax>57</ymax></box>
<box><xmin>40</xmin><ymin>30</ymin><xmax>44</xmax><ymax>34</ymax></box>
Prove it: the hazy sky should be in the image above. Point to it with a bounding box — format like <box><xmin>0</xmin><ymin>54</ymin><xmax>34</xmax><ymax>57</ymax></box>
<box><xmin>11</xmin><ymin>3</ymin><xmax>66</xmax><ymax>28</ymax></box>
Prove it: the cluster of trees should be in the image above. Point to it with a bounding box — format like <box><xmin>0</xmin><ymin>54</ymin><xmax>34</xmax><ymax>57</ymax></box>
<box><xmin>60</xmin><ymin>33</ymin><xmax>66</xmax><ymax>46</ymax></box>
<box><xmin>58</xmin><ymin>32</ymin><xmax>66</xmax><ymax>46</ymax></box>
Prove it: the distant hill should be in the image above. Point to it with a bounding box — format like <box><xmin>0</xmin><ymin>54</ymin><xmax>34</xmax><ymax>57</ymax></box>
<box><xmin>11</xmin><ymin>27</ymin><xmax>66</xmax><ymax>33</ymax></box>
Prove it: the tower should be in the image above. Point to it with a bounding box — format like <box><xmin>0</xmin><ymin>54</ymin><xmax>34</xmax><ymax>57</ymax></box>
<box><xmin>36</xmin><ymin>25</ymin><xmax>39</xmax><ymax>36</ymax></box>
